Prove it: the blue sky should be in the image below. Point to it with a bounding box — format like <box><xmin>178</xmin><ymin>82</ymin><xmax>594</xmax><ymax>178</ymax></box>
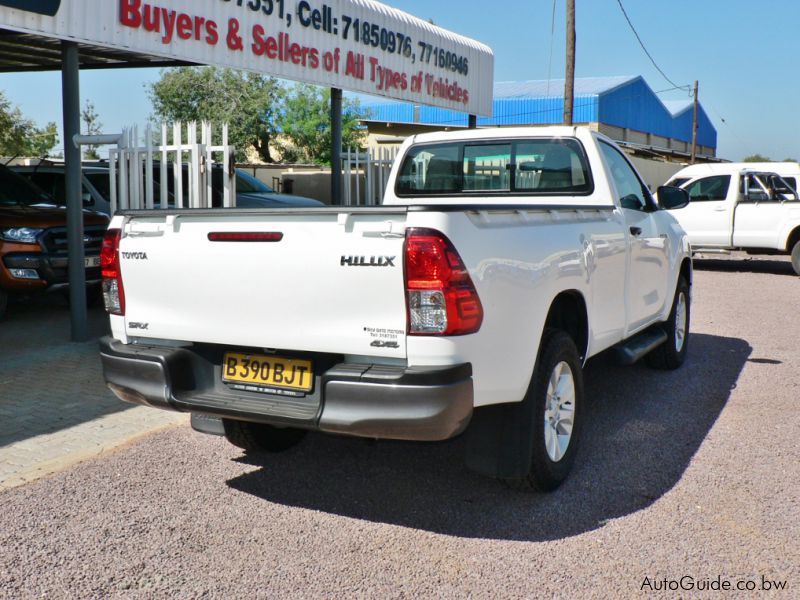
<box><xmin>1</xmin><ymin>0</ymin><xmax>797</xmax><ymax>160</ymax></box>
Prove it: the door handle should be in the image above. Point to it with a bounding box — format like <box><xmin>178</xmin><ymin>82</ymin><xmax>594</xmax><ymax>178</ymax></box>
<box><xmin>712</xmin><ymin>207</ymin><xmax>727</xmax><ymax>212</ymax></box>
<box><xmin>630</xmin><ymin>226</ymin><xmax>643</xmax><ymax>236</ymax></box>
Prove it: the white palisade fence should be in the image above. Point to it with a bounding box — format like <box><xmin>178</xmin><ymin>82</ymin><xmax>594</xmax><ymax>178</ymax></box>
<box><xmin>341</xmin><ymin>146</ymin><xmax>399</xmax><ymax>206</ymax></box>
<box><xmin>109</xmin><ymin>122</ymin><xmax>236</xmax><ymax>213</ymax></box>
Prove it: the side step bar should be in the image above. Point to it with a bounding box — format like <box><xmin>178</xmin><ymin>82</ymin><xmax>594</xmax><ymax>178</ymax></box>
<box><xmin>692</xmin><ymin>248</ymin><xmax>731</xmax><ymax>255</ymax></box>
<box><xmin>614</xmin><ymin>328</ymin><xmax>668</xmax><ymax>365</ymax></box>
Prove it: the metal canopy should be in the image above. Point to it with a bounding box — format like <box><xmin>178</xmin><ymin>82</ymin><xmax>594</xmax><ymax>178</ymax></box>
<box><xmin>0</xmin><ymin>28</ymin><xmax>190</xmax><ymax>72</ymax></box>
<box><xmin>0</xmin><ymin>0</ymin><xmax>493</xmax><ymax>342</ymax></box>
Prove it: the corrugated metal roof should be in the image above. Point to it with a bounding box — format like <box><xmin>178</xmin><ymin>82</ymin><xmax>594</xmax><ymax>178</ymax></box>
<box><xmin>494</xmin><ymin>76</ymin><xmax>637</xmax><ymax>98</ymax></box>
<box><xmin>363</xmin><ymin>76</ymin><xmax>717</xmax><ymax>151</ymax></box>
<box><xmin>662</xmin><ymin>99</ymin><xmax>694</xmax><ymax>115</ymax></box>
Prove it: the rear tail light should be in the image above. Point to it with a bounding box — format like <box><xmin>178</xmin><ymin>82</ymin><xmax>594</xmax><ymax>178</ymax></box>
<box><xmin>404</xmin><ymin>228</ymin><xmax>483</xmax><ymax>336</ymax></box>
<box><xmin>101</xmin><ymin>229</ymin><xmax>125</xmax><ymax>315</ymax></box>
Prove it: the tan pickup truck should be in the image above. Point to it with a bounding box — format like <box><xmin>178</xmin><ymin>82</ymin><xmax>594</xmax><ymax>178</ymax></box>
<box><xmin>0</xmin><ymin>163</ymin><xmax>108</xmax><ymax>319</ymax></box>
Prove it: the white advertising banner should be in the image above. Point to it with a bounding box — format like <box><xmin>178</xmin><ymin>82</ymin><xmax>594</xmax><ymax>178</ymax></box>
<box><xmin>0</xmin><ymin>0</ymin><xmax>494</xmax><ymax>116</ymax></box>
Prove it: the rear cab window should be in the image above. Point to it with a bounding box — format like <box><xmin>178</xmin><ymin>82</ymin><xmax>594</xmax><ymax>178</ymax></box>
<box><xmin>395</xmin><ymin>138</ymin><xmax>593</xmax><ymax>197</ymax></box>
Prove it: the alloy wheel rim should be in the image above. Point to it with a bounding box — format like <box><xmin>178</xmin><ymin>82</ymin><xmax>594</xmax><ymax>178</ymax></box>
<box><xmin>675</xmin><ymin>292</ymin><xmax>687</xmax><ymax>353</ymax></box>
<box><xmin>543</xmin><ymin>361</ymin><xmax>576</xmax><ymax>463</ymax></box>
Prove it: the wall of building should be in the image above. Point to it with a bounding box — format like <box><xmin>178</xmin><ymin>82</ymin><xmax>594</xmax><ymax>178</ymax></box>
<box><xmin>628</xmin><ymin>155</ymin><xmax>685</xmax><ymax>191</ymax></box>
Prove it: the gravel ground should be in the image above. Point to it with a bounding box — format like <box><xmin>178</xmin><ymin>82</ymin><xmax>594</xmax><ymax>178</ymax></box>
<box><xmin>1</xmin><ymin>255</ymin><xmax>798</xmax><ymax>598</ymax></box>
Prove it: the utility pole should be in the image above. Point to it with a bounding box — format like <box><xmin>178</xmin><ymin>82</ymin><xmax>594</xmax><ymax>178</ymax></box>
<box><xmin>691</xmin><ymin>80</ymin><xmax>699</xmax><ymax>164</ymax></box>
<box><xmin>564</xmin><ymin>0</ymin><xmax>576</xmax><ymax>125</ymax></box>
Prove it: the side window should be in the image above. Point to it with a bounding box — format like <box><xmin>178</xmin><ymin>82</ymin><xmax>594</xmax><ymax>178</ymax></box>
<box><xmin>666</xmin><ymin>177</ymin><xmax>690</xmax><ymax>188</ymax></box>
<box><xmin>782</xmin><ymin>176</ymin><xmax>797</xmax><ymax>192</ymax></box>
<box><xmin>738</xmin><ymin>174</ymin><xmax>771</xmax><ymax>202</ymax></box>
<box><xmin>685</xmin><ymin>175</ymin><xmax>731</xmax><ymax>202</ymax></box>
<box><xmin>598</xmin><ymin>141</ymin><xmax>650</xmax><ymax>210</ymax></box>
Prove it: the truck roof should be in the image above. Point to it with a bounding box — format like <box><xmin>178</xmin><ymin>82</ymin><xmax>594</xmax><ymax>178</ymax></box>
<box><xmin>409</xmin><ymin>125</ymin><xmax>585</xmax><ymax>145</ymax></box>
<box><xmin>670</xmin><ymin>162</ymin><xmax>800</xmax><ymax>180</ymax></box>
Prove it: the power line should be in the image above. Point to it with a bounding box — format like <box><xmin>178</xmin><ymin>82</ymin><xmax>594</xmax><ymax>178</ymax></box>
<box><xmin>655</xmin><ymin>85</ymin><xmax>693</xmax><ymax>95</ymax></box>
<box><xmin>615</xmin><ymin>0</ymin><xmax>685</xmax><ymax>91</ymax></box>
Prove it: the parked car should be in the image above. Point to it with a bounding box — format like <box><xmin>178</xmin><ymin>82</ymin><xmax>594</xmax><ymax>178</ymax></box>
<box><xmin>11</xmin><ymin>163</ymin><xmax>112</xmax><ymax>215</ymax></box>
<box><xmin>12</xmin><ymin>163</ymin><xmax>323</xmax><ymax>213</ymax></box>
<box><xmin>669</xmin><ymin>161</ymin><xmax>800</xmax><ymax>194</ymax></box>
<box><xmin>664</xmin><ymin>163</ymin><xmax>800</xmax><ymax>274</ymax></box>
<box><xmin>0</xmin><ymin>163</ymin><xmax>108</xmax><ymax>319</ymax></box>
<box><xmin>150</xmin><ymin>166</ymin><xmax>324</xmax><ymax>209</ymax></box>
<box><xmin>99</xmin><ymin>126</ymin><xmax>692</xmax><ymax>491</ymax></box>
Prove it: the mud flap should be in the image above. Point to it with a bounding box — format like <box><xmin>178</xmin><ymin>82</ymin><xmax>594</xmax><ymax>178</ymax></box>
<box><xmin>464</xmin><ymin>400</ymin><xmax>535</xmax><ymax>479</ymax></box>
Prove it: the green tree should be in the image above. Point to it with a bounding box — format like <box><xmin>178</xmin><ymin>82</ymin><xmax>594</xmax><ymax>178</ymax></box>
<box><xmin>275</xmin><ymin>84</ymin><xmax>367</xmax><ymax>165</ymax></box>
<box><xmin>81</xmin><ymin>100</ymin><xmax>103</xmax><ymax>160</ymax></box>
<box><xmin>743</xmin><ymin>153</ymin><xmax>771</xmax><ymax>162</ymax></box>
<box><xmin>149</xmin><ymin>67</ymin><xmax>282</xmax><ymax>162</ymax></box>
<box><xmin>0</xmin><ymin>91</ymin><xmax>59</xmax><ymax>157</ymax></box>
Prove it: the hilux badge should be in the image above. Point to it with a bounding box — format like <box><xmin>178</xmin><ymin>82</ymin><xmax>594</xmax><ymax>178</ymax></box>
<box><xmin>341</xmin><ymin>256</ymin><xmax>397</xmax><ymax>267</ymax></box>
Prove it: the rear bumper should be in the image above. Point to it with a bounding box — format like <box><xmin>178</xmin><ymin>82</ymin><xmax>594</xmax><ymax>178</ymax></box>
<box><xmin>99</xmin><ymin>337</ymin><xmax>473</xmax><ymax>442</ymax></box>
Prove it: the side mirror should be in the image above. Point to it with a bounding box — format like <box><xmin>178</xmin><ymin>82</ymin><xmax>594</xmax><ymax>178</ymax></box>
<box><xmin>657</xmin><ymin>185</ymin><xmax>690</xmax><ymax>210</ymax></box>
<box><xmin>81</xmin><ymin>192</ymin><xmax>94</xmax><ymax>207</ymax></box>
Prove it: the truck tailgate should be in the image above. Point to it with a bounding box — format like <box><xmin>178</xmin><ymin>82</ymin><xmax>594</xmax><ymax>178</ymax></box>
<box><xmin>118</xmin><ymin>211</ymin><xmax>409</xmax><ymax>359</ymax></box>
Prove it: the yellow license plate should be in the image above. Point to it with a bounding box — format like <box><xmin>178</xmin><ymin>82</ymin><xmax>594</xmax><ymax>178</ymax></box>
<box><xmin>222</xmin><ymin>352</ymin><xmax>313</xmax><ymax>392</ymax></box>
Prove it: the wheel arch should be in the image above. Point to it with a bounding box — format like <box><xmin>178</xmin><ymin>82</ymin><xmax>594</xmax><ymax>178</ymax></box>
<box><xmin>543</xmin><ymin>290</ymin><xmax>589</xmax><ymax>362</ymax></box>
<box><xmin>786</xmin><ymin>226</ymin><xmax>800</xmax><ymax>253</ymax></box>
<box><xmin>679</xmin><ymin>257</ymin><xmax>693</xmax><ymax>289</ymax></box>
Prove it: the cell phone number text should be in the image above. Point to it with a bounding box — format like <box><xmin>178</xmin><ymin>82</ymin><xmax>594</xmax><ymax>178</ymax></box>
<box><xmin>220</xmin><ymin>0</ymin><xmax>471</xmax><ymax>76</ymax></box>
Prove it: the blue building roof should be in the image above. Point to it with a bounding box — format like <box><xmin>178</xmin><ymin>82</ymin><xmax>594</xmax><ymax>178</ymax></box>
<box><xmin>364</xmin><ymin>76</ymin><xmax>717</xmax><ymax>150</ymax></box>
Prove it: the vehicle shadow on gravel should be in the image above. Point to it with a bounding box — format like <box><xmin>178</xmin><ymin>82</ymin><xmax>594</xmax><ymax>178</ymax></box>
<box><xmin>694</xmin><ymin>257</ymin><xmax>796</xmax><ymax>276</ymax></box>
<box><xmin>227</xmin><ymin>333</ymin><xmax>751</xmax><ymax>542</ymax></box>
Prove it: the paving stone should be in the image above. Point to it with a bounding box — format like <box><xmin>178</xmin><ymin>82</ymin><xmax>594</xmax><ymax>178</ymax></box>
<box><xmin>0</xmin><ymin>296</ymin><xmax>187</xmax><ymax>490</ymax></box>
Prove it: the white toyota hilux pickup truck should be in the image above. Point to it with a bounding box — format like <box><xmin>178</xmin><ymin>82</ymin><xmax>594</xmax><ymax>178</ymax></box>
<box><xmin>666</xmin><ymin>163</ymin><xmax>800</xmax><ymax>275</ymax></box>
<box><xmin>100</xmin><ymin>126</ymin><xmax>692</xmax><ymax>491</ymax></box>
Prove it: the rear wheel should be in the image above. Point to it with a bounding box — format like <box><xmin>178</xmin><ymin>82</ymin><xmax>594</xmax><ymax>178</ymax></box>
<box><xmin>791</xmin><ymin>240</ymin><xmax>800</xmax><ymax>276</ymax></box>
<box><xmin>505</xmin><ymin>330</ymin><xmax>584</xmax><ymax>492</ymax></box>
<box><xmin>647</xmin><ymin>276</ymin><xmax>690</xmax><ymax>370</ymax></box>
<box><xmin>222</xmin><ymin>419</ymin><xmax>306</xmax><ymax>453</ymax></box>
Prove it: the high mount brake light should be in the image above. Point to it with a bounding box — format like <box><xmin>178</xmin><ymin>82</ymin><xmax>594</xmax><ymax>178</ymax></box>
<box><xmin>208</xmin><ymin>232</ymin><xmax>284</xmax><ymax>242</ymax></box>
<box><xmin>404</xmin><ymin>228</ymin><xmax>483</xmax><ymax>336</ymax></box>
<box><xmin>101</xmin><ymin>229</ymin><xmax>125</xmax><ymax>316</ymax></box>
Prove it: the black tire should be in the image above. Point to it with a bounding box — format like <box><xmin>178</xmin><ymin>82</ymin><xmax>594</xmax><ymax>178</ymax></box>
<box><xmin>791</xmin><ymin>240</ymin><xmax>800</xmax><ymax>276</ymax></box>
<box><xmin>0</xmin><ymin>289</ymin><xmax>7</xmax><ymax>321</ymax></box>
<box><xmin>222</xmin><ymin>419</ymin><xmax>306</xmax><ymax>453</ymax></box>
<box><xmin>505</xmin><ymin>330</ymin><xmax>584</xmax><ymax>492</ymax></box>
<box><xmin>647</xmin><ymin>276</ymin><xmax>690</xmax><ymax>370</ymax></box>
